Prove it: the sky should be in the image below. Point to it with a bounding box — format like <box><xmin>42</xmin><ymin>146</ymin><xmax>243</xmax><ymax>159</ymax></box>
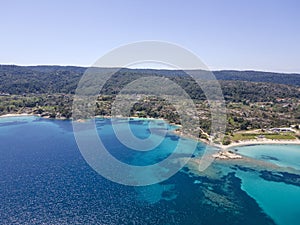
<box><xmin>1</xmin><ymin>0</ymin><xmax>300</xmax><ymax>72</ymax></box>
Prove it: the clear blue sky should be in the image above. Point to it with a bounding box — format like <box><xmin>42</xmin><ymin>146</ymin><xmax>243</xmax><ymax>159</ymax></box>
<box><xmin>1</xmin><ymin>0</ymin><xmax>300</xmax><ymax>72</ymax></box>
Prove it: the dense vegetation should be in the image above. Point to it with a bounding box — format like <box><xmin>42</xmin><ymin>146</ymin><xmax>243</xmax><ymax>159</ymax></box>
<box><xmin>0</xmin><ymin>65</ymin><xmax>299</xmax><ymax>141</ymax></box>
<box><xmin>1</xmin><ymin>65</ymin><xmax>300</xmax><ymax>95</ymax></box>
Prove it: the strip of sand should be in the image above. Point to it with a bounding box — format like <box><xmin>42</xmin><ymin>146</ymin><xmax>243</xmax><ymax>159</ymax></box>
<box><xmin>0</xmin><ymin>113</ymin><xmax>33</xmax><ymax>118</ymax></box>
<box><xmin>1</xmin><ymin>113</ymin><xmax>299</xmax><ymax>150</ymax></box>
<box><xmin>222</xmin><ymin>139</ymin><xmax>300</xmax><ymax>150</ymax></box>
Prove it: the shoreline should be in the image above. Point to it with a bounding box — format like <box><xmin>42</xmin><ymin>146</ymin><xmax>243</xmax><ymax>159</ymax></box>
<box><xmin>0</xmin><ymin>113</ymin><xmax>34</xmax><ymax>118</ymax></box>
<box><xmin>0</xmin><ymin>113</ymin><xmax>69</xmax><ymax>120</ymax></box>
<box><xmin>1</xmin><ymin>113</ymin><xmax>299</xmax><ymax>149</ymax></box>
<box><xmin>221</xmin><ymin>139</ymin><xmax>300</xmax><ymax>150</ymax></box>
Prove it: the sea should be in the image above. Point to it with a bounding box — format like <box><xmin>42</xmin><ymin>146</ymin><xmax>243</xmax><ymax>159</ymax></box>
<box><xmin>0</xmin><ymin>116</ymin><xmax>299</xmax><ymax>225</ymax></box>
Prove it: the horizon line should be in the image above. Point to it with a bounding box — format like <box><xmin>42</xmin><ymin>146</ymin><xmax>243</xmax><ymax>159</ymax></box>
<box><xmin>1</xmin><ymin>63</ymin><xmax>300</xmax><ymax>75</ymax></box>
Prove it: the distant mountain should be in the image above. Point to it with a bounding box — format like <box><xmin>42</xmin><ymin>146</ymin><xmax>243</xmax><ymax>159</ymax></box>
<box><xmin>214</xmin><ymin>70</ymin><xmax>300</xmax><ymax>86</ymax></box>
<box><xmin>0</xmin><ymin>65</ymin><xmax>300</xmax><ymax>95</ymax></box>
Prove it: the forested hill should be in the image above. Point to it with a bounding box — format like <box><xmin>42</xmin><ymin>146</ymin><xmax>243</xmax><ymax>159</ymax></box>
<box><xmin>214</xmin><ymin>70</ymin><xmax>300</xmax><ymax>86</ymax></box>
<box><xmin>1</xmin><ymin>65</ymin><xmax>300</xmax><ymax>95</ymax></box>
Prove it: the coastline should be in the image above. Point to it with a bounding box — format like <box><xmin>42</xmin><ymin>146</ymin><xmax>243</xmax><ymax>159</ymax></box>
<box><xmin>0</xmin><ymin>113</ymin><xmax>68</xmax><ymax>120</ymax></box>
<box><xmin>0</xmin><ymin>113</ymin><xmax>34</xmax><ymax>118</ymax></box>
<box><xmin>1</xmin><ymin>113</ymin><xmax>299</xmax><ymax>149</ymax></box>
<box><xmin>221</xmin><ymin>139</ymin><xmax>300</xmax><ymax>150</ymax></box>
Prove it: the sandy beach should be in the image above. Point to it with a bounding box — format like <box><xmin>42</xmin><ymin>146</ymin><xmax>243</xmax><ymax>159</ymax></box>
<box><xmin>0</xmin><ymin>113</ymin><xmax>33</xmax><ymax>118</ymax></box>
<box><xmin>1</xmin><ymin>113</ymin><xmax>299</xmax><ymax>150</ymax></box>
<box><xmin>222</xmin><ymin>138</ymin><xmax>300</xmax><ymax>150</ymax></box>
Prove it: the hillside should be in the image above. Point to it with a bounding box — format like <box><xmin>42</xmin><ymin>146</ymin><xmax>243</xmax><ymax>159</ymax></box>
<box><xmin>0</xmin><ymin>65</ymin><xmax>299</xmax><ymax>139</ymax></box>
<box><xmin>1</xmin><ymin>65</ymin><xmax>300</xmax><ymax>95</ymax></box>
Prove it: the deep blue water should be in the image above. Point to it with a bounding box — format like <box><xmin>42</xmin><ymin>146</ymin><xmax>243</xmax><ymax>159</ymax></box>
<box><xmin>0</xmin><ymin>116</ymin><xmax>299</xmax><ymax>224</ymax></box>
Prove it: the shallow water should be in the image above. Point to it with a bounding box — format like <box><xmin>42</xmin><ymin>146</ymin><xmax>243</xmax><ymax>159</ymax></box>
<box><xmin>236</xmin><ymin>170</ymin><xmax>300</xmax><ymax>225</ymax></box>
<box><xmin>233</xmin><ymin>144</ymin><xmax>300</xmax><ymax>225</ymax></box>
<box><xmin>234</xmin><ymin>144</ymin><xmax>300</xmax><ymax>170</ymax></box>
<box><xmin>0</xmin><ymin>116</ymin><xmax>298</xmax><ymax>224</ymax></box>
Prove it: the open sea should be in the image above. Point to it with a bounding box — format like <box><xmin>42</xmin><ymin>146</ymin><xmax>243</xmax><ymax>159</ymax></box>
<box><xmin>0</xmin><ymin>116</ymin><xmax>299</xmax><ymax>225</ymax></box>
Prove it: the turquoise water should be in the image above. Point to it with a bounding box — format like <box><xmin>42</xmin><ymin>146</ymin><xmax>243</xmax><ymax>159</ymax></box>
<box><xmin>234</xmin><ymin>144</ymin><xmax>300</xmax><ymax>225</ymax></box>
<box><xmin>235</xmin><ymin>144</ymin><xmax>300</xmax><ymax>170</ymax></box>
<box><xmin>0</xmin><ymin>116</ymin><xmax>299</xmax><ymax>224</ymax></box>
<box><xmin>237</xmin><ymin>170</ymin><xmax>300</xmax><ymax>225</ymax></box>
